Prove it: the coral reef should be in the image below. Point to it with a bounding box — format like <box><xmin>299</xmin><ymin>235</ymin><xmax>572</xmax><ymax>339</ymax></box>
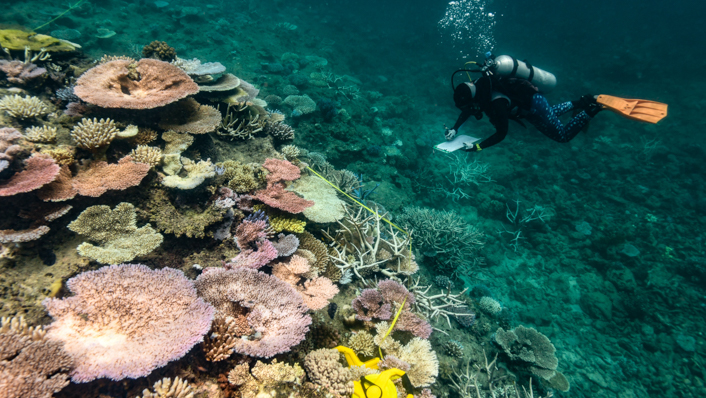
<box><xmin>227</xmin><ymin>360</ymin><xmax>305</xmax><ymax>398</ymax></box>
<box><xmin>158</xmin><ymin>98</ymin><xmax>222</xmax><ymax>135</ymax></box>
<box><xmin>143</xmin><ymin>189</ymin><xmax>226</xmax><ymax>238</ymax></box>
<box><xmin>288</xmin><ymin>174</ymin><xmax>346</xmax><ymax>223</ymax></box>
<box><xmin>43</xmin><ymin>264</ymin><xmax>214</xmax><ymax>382</ymax></box>
<box><xmin>67</xmin><ymin>202</ymin><xmax>163</xmax><ymax>264</ymax></box>
<box><xmin>494</xmin><ymin>325</ymin><xmax>567</xmax><ymax>390</ymax></box>
<box><xmin>255</xmin><ymin>158</ymin><xmax>314</xmax><ymax>214</ymax></box>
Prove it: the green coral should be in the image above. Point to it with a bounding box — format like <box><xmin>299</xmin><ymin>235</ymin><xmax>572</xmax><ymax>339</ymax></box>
<box><xmin>68</xmin><ymin>202</ymin><xmax>163</xmax><ymax>264</ymax></box>
<box><xmin>0</xmin><ymin>30</ymin><xmax>77</xmax><ymax>52</ymax></box>
<box><xmin>144</xmin><ymin>189</ymin><xmax>226</xmax><ymax>238</ymax></box>
<box><xmin>218</xmin><ymin>160</ymin><xmax>266</xmax><ymax>193</ymax></box>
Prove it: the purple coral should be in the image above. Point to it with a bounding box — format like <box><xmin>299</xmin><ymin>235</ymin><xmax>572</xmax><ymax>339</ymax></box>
<box><xmin>43</xmin><ymin>264</ymin><xmax>215</xmax><ymax>382</ymax></box>
<box><xmin>351</xmin><ymin>279</ymin><xmax>432</xmax><ymax>339</ymax></box>
<box><xmin>195</xmin><ymin>267</ymin><xmax>312</xmax><ymax>358</ymax></box>
<box><xmin>0</xmin><ymin>60</ymin><xmax>47</xmax><ymax>86</ymax></box>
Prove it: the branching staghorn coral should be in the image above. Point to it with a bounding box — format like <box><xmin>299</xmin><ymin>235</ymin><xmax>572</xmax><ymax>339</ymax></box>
<box><xmin>407</xmin><ymin>277</ymin><xmax>474</xmax><ymax>329</ymax></box>
<box><xmin>217</xmin><ymin>103</ymin><xmax>266</xmax><ymax>140</ymax></box>
<box><xmin>138</xmin><ymin>377</ymin><xmax>194</xmax><ymax>398</ymax></box>
<box><xmin>323</xmin><ymin>205</ymin><xmax>416</xmax><ymax>285</ymax></box>
<box><xmin>397</xmin><ymin>206</ymin><xmax>484</xmax><ymax>274</ymax></box>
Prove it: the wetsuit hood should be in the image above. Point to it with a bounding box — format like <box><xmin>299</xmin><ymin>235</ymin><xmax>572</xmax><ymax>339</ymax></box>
<box><xmin>454</xmin><ymin>82</ymin><xmax>476</xmax><ymax>109</ymax></box>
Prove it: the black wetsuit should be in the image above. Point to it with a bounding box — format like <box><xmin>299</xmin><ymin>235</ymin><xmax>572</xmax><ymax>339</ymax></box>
<box><xmin>452</xmin><ymin>76</ymin><xmax>595</xmax><ymax>150</ymax></box>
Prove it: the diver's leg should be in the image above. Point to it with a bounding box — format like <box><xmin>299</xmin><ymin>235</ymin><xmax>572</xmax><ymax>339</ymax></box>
<box><xmin>527</xmin><ymin>94</ymin><xmax>591</xmax><ymax>143</ymax></box>
<box><xmin>550</xmin><ymin>101</ymin><xmax>575</xmax><ymax>117</ymax></box>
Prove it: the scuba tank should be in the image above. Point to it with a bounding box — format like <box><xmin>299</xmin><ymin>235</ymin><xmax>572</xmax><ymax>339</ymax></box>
<box><xmin>484</xmin><ymin>53</ymin><xmax>557</xmax><ymax>93</ymax></box>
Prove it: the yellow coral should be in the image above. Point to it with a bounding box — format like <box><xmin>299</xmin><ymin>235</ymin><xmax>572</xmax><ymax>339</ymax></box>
<box><xmin>41</xmin><ymin>145</ymin><xmax>75</xmax><ymax>166</ymax></box>
<box><xmin>0</xmin><ymin>29</ymin><xmax>77</xmax><ymax>52</ymax></box>
<box><xmin>0</xmin><ymin>95</ymin><xmax>49</xmax><ymax>119</ymax></box>
<box><xmin>70</xmin><ymin>117</ymin><xmax>118</xmax><ymax>150</ymax></box>
<box><xmin>68</xmin><ymin>202</ymin><xmax>163</xmax><ymax>264</ymax></box>
<box><xmin>220</xmin><ymin>160</ymin><xmax>265</xmax><ymax>193</ymax></box>
<box><xmin>130</xmin><ymin>145</ymin><xmax>162</xmax><ymax>167</ymax></box>
<box><xmin>24</xmin><ymin>125</ymin><xmax>57</xmax><ymax>143</ymax></box>
<box><xmin>348</xmin><ymin>331</ymin><xmax>375</xmax><ymax>358</ymax></box>
<box><xmin>270</xmin><ymin>216</ymin><xmax>306</xmax><ymax>233</ymax></box>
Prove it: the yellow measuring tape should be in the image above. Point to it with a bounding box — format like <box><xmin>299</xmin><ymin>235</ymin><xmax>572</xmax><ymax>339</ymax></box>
<box><xmin>378</xmin><ymin>296</ymin><xmax>406</xmax><ymax>359</ymax></box>
<box><xmin>305</xmin><ymin>166</ymin><xmax>412</xmax><ymax>249</ymax></box>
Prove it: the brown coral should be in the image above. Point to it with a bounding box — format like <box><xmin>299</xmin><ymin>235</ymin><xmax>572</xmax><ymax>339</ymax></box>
<box><xmin>158</xmin><ymin>98</ymin><xmax>222</xmax><ymax>135</ymax></box>
<box><xmin>71</xmin><ymin>156</ymin><xmax>150</xmax><ymax>197</ymax></box>
<box><xmin>74</xmin><ymin>59</ymin><xmax>198</xmax><ymax>109</ymax></box>
<box><xmin>142</xmin><ymin>40</ymin><xmax>177</xmax><ymax>61</ymax></box>
<box><xmin>0</xmin><ymin>316</ymin><xmax>73</xmax><ymax>398</ymax></box>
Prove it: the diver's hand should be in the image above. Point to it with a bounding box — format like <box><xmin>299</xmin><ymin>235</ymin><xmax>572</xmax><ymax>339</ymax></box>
<box><xmin>462</xmin><ymin>142</ymin><xmax>481</xmax><ymax>152</ymax></box>
<box><xmin>445</xmin><ymin>128</ymin><xmax>457</xmax><ymax>140</ymax></box>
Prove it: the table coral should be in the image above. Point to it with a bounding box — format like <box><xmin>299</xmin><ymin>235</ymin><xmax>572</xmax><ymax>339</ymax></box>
<box><xmin>74</xmin><ymin>59</ymin><xmax>198</xmax><ymax>109</ymax></box>
<box><xmin>158</xmin><ymin>98</ymin><xmax>222</xmax><ymax>135</ymax></box>
<box><xmin>0</xmin><ymin>154</ymin><xmax>60</xmax><ymax>197</ymax></box>
<box><xmin>43</xmin><ymin>264</ymin><xmax>214</xmax><ymax>382</ymax></box>
<box><xmin>195</xmin><ymin>267</ymin><xmax>311</xmax><ymax>358</ymax></box>
<box><xmin>67</xmin><ymin>202</ymin><xmax>163</xmax><ymax>264</ymax></box>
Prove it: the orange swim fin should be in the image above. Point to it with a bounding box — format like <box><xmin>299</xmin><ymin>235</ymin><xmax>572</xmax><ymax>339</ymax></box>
<box><xmin>596</xmin><ymin>95</ymin><xmax>668</xmax><ymax>124</ymax></box>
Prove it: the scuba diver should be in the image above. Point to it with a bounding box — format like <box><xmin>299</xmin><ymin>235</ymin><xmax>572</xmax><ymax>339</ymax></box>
<box><xmin>445</xmin><ymin>54</ymin><xmax>667</xmax><ymax>151</ymax></box>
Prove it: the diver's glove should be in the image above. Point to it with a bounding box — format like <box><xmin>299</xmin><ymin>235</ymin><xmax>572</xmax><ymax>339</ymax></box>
<box><xmin>445</xmin><ymin>128</ymin><xmax>457</xmax><ymax>140</ymax></box>
<box><xmin>572</xmin><ymin>94</ymin><xmax>597</xmax><ymax>109</ymax></box>
<box><xmin>463</xmin><ymin>142</ymin><xmax>482</xmax><ymax>152</ymax></box>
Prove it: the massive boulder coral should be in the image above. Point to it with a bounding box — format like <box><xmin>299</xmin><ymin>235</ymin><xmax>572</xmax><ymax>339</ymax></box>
<box><xmin>67</xmin><ymin>202</ymin><xmax>163</xmax><ymax>264</ymax></box>
<box><xmin>43</xmin><ymin>264</ymin><xmax>215</xmax><ymax>382</ymax></box>
<box><xmin>195</xmin><ymin>267</ymin><xmax>312</xmax><ymax>358</ymax></box>
<box><xmin>0</xmin><ymin>316</ymin><xmax>73</xmax><ymax>398</ymax></box>
<box><xmin>74</xmin><ymin>59</ymin><xmax>199</xmax><ymax>109</ymax></box>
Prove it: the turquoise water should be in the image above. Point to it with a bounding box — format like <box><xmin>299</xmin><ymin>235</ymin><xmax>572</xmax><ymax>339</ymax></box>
<box><xmin>0</xmin><ymin>0</ymin><xmax>703</xmax><ymax>397</ymax></box>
